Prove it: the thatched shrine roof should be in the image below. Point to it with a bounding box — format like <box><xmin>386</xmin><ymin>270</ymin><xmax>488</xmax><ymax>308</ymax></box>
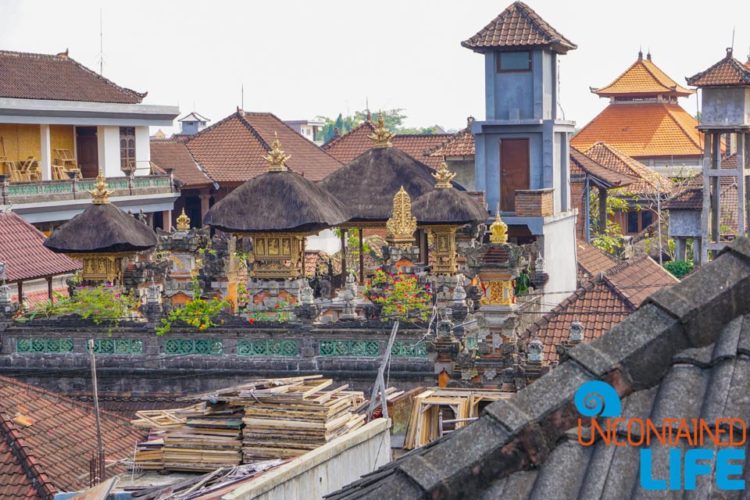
<box><xmin>204</xmin><ymin>170</ymin><xmax>349</xmax><ymax>233</ymax></box>
<box><xmin>319</xmin><ymin>147</ymin><xmax>443</xmax><ymax>223</ymax></box>
<box><xmin>44</xmin><ymin>203</ymin><xmax>157</xmax><ymax>253</ymax></box>
<box><xmin>412</xmin><ymin>188</ymin><xmax>487</xmax><ymax>226</ymax></box>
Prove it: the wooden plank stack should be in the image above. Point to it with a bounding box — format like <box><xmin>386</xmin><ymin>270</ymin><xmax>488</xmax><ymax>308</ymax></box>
<box><xmin>131</xmin><ymin>376</ymin><xmax>367</xmax><ymax>471</ymax></box>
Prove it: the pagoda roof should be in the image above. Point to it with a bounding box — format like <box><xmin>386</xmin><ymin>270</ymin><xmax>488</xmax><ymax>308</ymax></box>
<box><xmin>461</xmin><ymin>1</ymin><xmax>576</xmax><ymax>54</ymax></box>
<box><xmin>686</xmin><ymin>48</ymin><xmax>750</xmax><ymax>87</ymax></box>
<box><xmin>593</xmin><ymin>53</ymin><xmax>693</xmax><ymax>98</ymax></box>
<box><xmin>44</xmin><ymin>203</ymin><xmax>157</xmax><ymax>254</ymax></box>
<box><xmin>571</xmin><ymin>102</ymin><xmax>703</xmax><ymax>159</ymax></box>
<box><xmin>203</xmin><ymin>169</ymin><xmax>350</xmax><ymax>233</ymax></box>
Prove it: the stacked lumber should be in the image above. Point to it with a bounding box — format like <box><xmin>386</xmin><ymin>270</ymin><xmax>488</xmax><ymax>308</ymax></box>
<box><xmin>132</xmin><ymin>404</ymin><xmax>243</xmax><ymax>472</ymax></box>
<box><xmin>404</xmin><ymin>388</ymin><xmax>510</xmax><ymax>449</ymax></box>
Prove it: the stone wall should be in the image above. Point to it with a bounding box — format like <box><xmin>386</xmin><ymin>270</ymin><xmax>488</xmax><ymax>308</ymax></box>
<box><xmin>0</xmin><ymin>318</ymin><xmax>434</xmax><ymax>394</ymax></box>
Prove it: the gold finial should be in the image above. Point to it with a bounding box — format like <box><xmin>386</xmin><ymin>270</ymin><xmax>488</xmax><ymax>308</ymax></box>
<box><xmin>433</xmin><ymin>160</ymin><xmax>456</xmax><ymax>189</ymax></box>
<box><xmin>89</xmin><ymin>171</ymin><xmax>112</xmax><ymax>205</ymax></box>
<box><xmin>386</xmin><ymin>186</ymin><xmax>417</xmax><ymax>248</ymax></box>
<box><xmin>489</xmin><ymin>210</ymin><xmax>508</xmax><ymax>244</ymax></box>
<box><xmin>263</xmin><ymin>132</ymin><xmax>290</xmax><ymax>172</ymax></box>
<box><xmin>368</xmin><ymin>113</ymin><xmax>393</xmax><ymax>148</ymax></box>
<box><xmin>176</xmin><ymin>208</ymin><xmax>191</xmax><ymax>231</ymax></box>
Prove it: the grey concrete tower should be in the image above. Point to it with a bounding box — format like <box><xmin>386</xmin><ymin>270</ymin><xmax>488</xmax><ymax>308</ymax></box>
<box><xmin>687</xmin><ymin>48</ymin><xmax>750</xmax><ymax>263</ymax></box>
<box><xmin>462</xmin><ymin>1</ymin><xmax>578</xmax><ymax>307</ymax></box>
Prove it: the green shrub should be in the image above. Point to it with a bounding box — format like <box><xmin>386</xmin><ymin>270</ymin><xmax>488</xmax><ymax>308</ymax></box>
<box><xmin>664</xmin><ymin>260</ymin><xmax>693</xmax><ymax>279</ymax></box>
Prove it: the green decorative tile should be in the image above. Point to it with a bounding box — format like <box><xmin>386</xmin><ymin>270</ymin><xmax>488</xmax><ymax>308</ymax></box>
<box><xmin>392</xmin><ymin>341</ymin><xmax>428</xmax><ymax>358</ymax></box>
<box><xmin>165</xmin><ymin>338</ymin><xmax>222</xmax><ymax>355</ymax></box>
<box><xmin>237</xmin><ymin>339</ymin><xmax>299</xmax><ymax>357</ymax></box>
<box><xmin>16</xmin><ymin>338</ymin><xmax>74</xmax><ymax>353</ymax></box>
<box><xmin>319</xmin><ymin>340</ymin><xmax>380</xmax><ymax>357</ymax></box>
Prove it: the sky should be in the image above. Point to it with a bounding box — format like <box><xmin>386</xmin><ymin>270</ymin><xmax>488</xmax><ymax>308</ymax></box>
<box><xmin>1</xmin><ymin>0</ymin><xmax>749</xmax><ymax>135</ymax></box>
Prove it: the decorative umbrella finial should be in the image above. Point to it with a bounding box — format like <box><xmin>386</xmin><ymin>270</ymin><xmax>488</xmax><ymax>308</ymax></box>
<box><xmin>489</xmin><ymin>209</ymin><xmax>508</xmax><ymax>244</ymax></box>
<box><xmin>89</xmin><ymin>171</ymin><xmax>112</xmax><ymax>205</ymax></box>
<box><xmin>264</xmin><ymin>132</ymin><xmax>290</xmax><ymax>172</ymax></box>
<box><xmin>368</xmin><ymin>112</ymin><xmax>393</xmax><ymax>148</ymax></box>
<box><xmin>433</xmin><ymin>160</ymin><xmax>456</xmax><ymax>189</ymax></box>
<box><xmin>175</xmin><ymin>208</ymin><xmax>191</xmax><ymax>231</ymax></box>
<box><xmin>386</xmin><ymin>186</ymin><xmax>417</xmax><ymax>247</ymax></box>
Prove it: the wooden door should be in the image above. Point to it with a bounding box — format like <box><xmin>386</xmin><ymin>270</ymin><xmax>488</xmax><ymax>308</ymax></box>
<box><xmin>500</xmin><ymin>138</ymin><xmax>530</xmax><ymax>212</ymax></box>
<box><xmin>76</xmin><ymin>127</ymin><xmax>98</xmax><ymax>178</ymax></box>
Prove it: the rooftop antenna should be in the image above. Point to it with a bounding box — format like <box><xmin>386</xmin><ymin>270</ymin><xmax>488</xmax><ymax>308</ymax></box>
<box><xmin>731</xmin><ymin>26</ymin><xmax>736</xmax><ymax>53</ymax></box>
<box><xmin>241</xmin><ymin>84</ymin><xmax>244</xmax><ymax>111</ymax></box>
<box><xmin>98</xmin><ymin>9</ymin><xmax>104</xmax><ymax>75</ymax></box>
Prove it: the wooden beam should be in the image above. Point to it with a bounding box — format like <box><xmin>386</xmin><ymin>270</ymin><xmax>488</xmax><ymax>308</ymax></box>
<box><xmin>358</xmin><ymin>228</ymin><xmax>364</xmax><ymax>285</ymax></box>
<box><xmin>340</xmin><ymin>229</ymin><xmax>347</xmax><ymax>277</ymax></box>
<box><xmin>598</xmin><ymin>186</ymin><xmax>607</xmax><ymax>235</ymax></box>
<box><xmin>47</xmin><ymin>276</ymin><xmax>53</xmax><ymax>302</ymax></box>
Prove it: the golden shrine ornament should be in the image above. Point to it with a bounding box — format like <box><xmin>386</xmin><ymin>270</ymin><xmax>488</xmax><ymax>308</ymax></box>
<box><xmin>368</xmin><ymin>113</ymin><xmax>394</xmax><ymax>148</ymax></box>
<box><xmin>433</xmin><ymin>161</ymin><xmax>456</xmax><ymax>189</ymax></box>
<box><xmin>264</xmin><ymin>132</ymin><xmax>291</xmax><ymax>172</ymax></box>
<box><xmin>89</xmin><ymin>172</ymin><xmax>112</xmax><ymax>205</ymax></box>
<box><xmin>175</xmin><ymin>208</ymin><xmax>191</xmax><ymax>231</ymax></box>
<box><xmin>489</xmin><ymin>211</ymin><xmax>508</xmax><ymax>244</ymax></box>
<box><xmin>386</xmin><ymin>186</ymin><xmax>417</xmax><ymax>247</ymax></box>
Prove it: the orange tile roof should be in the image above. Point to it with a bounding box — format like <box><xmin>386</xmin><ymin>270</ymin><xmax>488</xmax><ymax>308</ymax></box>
<box><xmin>0</xmin><ymin>213</ymin><xmax>80</xmax><ymax>282</ymax></box>
<box><xmin>581</xmin><ymin>142</ymin><xmax>673</xmax><ymax>195</ymax></box>
<box><xmin>687</xmin><ymin>49</ymin><xmax>750</xmax><ymax>87</ymax></box>
<box><xmin>524</xmin><ymin>255</ymin><xmax>677</xmax><ymax>364</ymax></box>
<box><xmin>576</xmin><ymin>240</ymin><xmax>617</xmax><ymax>277</ymax></box>
<box><xmin>180</xmin><ymin>111</ymin><xmax>342</xmax><ymax>186</ymax></box>
<box><xmin>593</xmin><ymin>54</ymin><xmax>693</xmax><ymax>97</ymax></box>
<box><xmin>462</xmin><ymin>1</ymin><xmax>576</xmax><ymax>54</ymax></box>
<box><xmin>150</xmin><ymin>139</ymin><xmax>213</xmax><ymax>188</ymax></box>
<box><xmin>0</xmin><ymin>376</ymin><xmax>143</xmax><ymax>496</ymax></box>
<box><xmin>571</xmin><ymin>103</ymin><xmax>703</xmax><ymax>159</ymax></box>
<box><xmin>322</xmin><ymin>121</ymin><xmax>452</xmax><ymax>169</ymax></box>
<box><xmin>428</xmin><ymin>128</ymin><xmax>475</xmax><ymax>158</ymax></box>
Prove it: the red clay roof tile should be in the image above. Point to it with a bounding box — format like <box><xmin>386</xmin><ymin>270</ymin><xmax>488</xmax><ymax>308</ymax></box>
<box><xmin>576</xmin><ymin>240</ymin><xmax>617</xmax><ymax>277</ymax></box>
<box><xmin>687</xmin><ymin>49</ymin><xmax>750</xmax><ymax>87</ymax></box>
<box><xmin>461</xmin><ymin>1</ymin><xmax>576</xmax><ymax>53</ymax></box>
<box><xmin>0</xmin><ymin>50</ymin><xmax>144</xmax><ymax>104</ymax></box>
<box><xmin>0</xmin><ymin>377</ymin><xmax>144</xmax><ymax>495</ymax></box>
<box><xmin>150</xmin><ymin>140</ymin><xmax>212</xmax><ymax>188</ymax></box>
<box><xmin>581</xmin><ymin>142</ymin><xmax>674</xmax><ymax>195</ymax></box>
<box><xmin>0</xmin><ymin>213</ymin><xmax>80</xmax><ymax>282</ymax></box>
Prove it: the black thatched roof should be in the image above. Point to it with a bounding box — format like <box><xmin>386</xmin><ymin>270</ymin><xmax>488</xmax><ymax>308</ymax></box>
<box><xmin>412</xmin><ymin>188</ymin><xmax>487</xmax><ymax>225</ymax></box>
<box><xmin>203</xmin><ymin>170</ymin><xmax>350</xmax><ymax>233</ymax></box>
<box><xmin>44</xmin><ymin>204</ymin><xmax>157</xmax><ymax>253</ymax></box>
<box><xmin>319</xmin><ymin>147</ymin><xmax>451</xmax><ymax>223</ymax></box>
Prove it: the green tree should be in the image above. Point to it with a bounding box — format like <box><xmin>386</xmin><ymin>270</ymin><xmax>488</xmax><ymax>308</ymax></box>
<box><xmin>589</xmin><ymin>188</ymin><xmax>634</xmax><ymax>256</ymax></box>
<box><xmin>316</xmin><ymin>108</ymin><xmax>442</xmax><ymax>143</ymax></box>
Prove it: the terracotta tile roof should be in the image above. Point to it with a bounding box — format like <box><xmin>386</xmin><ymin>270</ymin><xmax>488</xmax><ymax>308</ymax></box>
<box><xmin>0</xmin><ymin>377</ymin><xmax>144</xmax><ymax>497</ymax></box>
<box><xmin>150</xmin><ymin>140</ymin><xmax>212</xmax><ymax>188</ymax></box>
<box><xmin>427</xmin><ymin>128</ymin><xmax>475</xmax><ymax>158</ymax></box>
<box><xmin>687</xmin><ymin>49</ymin><xmax>750</xmax><ymax>87</ymax></box>
<box><xmin>69</xmin><ymin>393</ymin><xmax>193</xmax><ymax>420</ymax></box>
<box><xmin>0</xmin><ymin>213</ymin><xmax>80</xmax><ymax>282</ymax></box>
<box><xmin>581</xmin><ymin>142</ymin><xmax>673</xmax><ymax>195</ymax></box>
<box><xmin>182</xmin><ymin>111</ymin><xmax>342</xmax><ymax>185</ymax></box>
<box><xmin>322</xmin><ymin>121</ymin><xmax>452</xmax><ymax>169</ymax></box>
<box><xmin>0</xmin><ymin>50</ymin><xmax>145</xmax><ymax>104</ymax></box>
<box><xmin>571</xmin><ymin>103</ymin><xmax>703</xmax><ymax>159</ymax></box>
<box><xmin>461</xmin><ymin>1</ymin><xmax>576</xmax><ymax>53</ymax></box>
<box><xmin>0</xmin><ymin>439</ymin><xmax>36</xmax><ymax>499</ymax></box>
<box><xmin>569</xmin><ymin>147</ymin><xmax>636</xmax><ymax>188</ymax></box>
<box><xmin>576</xmin><ymin>240</ymin><xmax>617</xmax><ymax>277</ymax></box>
<box><xmin>593</xmin><ymin>54</ymin><xmax>693</xmax><ymax>97</ymax></box>
<box><xmin>524</xmin><ymin>255</ymin><xmax>676</xmax><ymax>365</ymax></box>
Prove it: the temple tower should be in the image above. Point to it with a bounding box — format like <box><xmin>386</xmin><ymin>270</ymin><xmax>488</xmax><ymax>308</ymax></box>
<box><xmin>462</xmin><ymin>1</ymin><xmax>577</xmax><ymax>307</ymax></box>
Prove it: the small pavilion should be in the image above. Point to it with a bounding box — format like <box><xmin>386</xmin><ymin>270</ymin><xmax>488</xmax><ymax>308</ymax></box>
<box><xmin>44</xmin><ymin>174</ymin><xmax>158</xmax><ymax>284</ymax></box>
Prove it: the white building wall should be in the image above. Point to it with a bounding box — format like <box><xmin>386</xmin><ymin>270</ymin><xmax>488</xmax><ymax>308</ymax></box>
<box><xmin>134</xmin><ymin>126</ymin><xmax>151</xmax><ymax>176</ymax></box>
<box><xmin>541</xmin><ymin>213</ymin><xmax>577</xmax><ymax>311</ymax></box>
<box><xmin>97</xmin><ymin>126</ymin><xmax>121</xmax><ymax>177</ymax></box>
<box><xmin>39</xmin><ymin>124</ymin><xmax>51</xmax><ymax>180</ymax></box>
<box><xmin>225</xmin><ymin>419</ymin><xmax>391</xmax><ymax>500</ymax></box>
<box><xmin>306</xmin><ymin>229</ymin><xmax>341</xmax><ymax>255</ymax></box>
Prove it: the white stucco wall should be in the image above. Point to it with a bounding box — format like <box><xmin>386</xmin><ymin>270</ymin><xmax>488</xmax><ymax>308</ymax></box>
<box><xmin>224</xmin><ymin>419</ymin><xmax>391</xmax><ymax>500</ymax></box>
<box><xmin>306</xmin><ymin>229</ymin><xmax>341</xmax><ymax>255</ymax></box>
<box><xmin>134</xmin><ymin>126</ymin><xmax>151</xmax><ymax>176</ymax></box>
<box><xmin>97</xmin><ymin>125</ymin><xmax>121</xmax><ymax>177</ymax></box>
<box><xmin>541</xmin><ymin>213</ymin><xmax>577</xmax><ymax>311</ymax></box>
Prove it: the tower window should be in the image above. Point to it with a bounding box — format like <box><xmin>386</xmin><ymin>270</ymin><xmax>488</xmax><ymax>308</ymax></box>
<box><xmin>120</xmin><ymin>127</ymin><xmax>136</xmax><ymax>172</ymax></box>
<box><xmin>497</xmin><ymin>51</ymin><xmax>531</xmax><ymax>72</ymax></box>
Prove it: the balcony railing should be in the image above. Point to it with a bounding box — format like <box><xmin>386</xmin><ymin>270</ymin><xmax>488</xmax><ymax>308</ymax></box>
<box><xmin>1</xmin><ymin>175</ymin><xmax>175</xmax><ymax>205</ymax></box>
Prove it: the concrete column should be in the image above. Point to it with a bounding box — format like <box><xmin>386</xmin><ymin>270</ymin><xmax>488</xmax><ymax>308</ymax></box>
<box><xmin>199</xmin><ymin>193</ymin><xmax>210</xmax><ymax>225</ymax></box>
<box><xmin>97</xmin><ymin>126</ymin><xmax>122</xmax><ymax>177</ymax></box>
<box><xmin>738</xmin><ymin>132</ymin><xmax>747</xmax><ymax>236</ymax></box>
<box><xmin>675</xmin><ymin>238</ymin><xmax>686</xmax><ymax>261</ymax></box>
<box><xmin>162</xmin><ymin>209</ymin><xmax>172</xmax><ymax>231</ymax></box>
<box><xmin>39</xmin><ymin>125</ymin><xmax>51</xmax><ymax>180</ymax></box>
<box><xmin>693</xmin><ymin>238</ymin><xmax>701</xmax><ymax>267</ymax></box>
<box><xmin>700</xmin><ymin>133</ymin><xmax>712</xmax><ymax>265</ymax></box>
<box><xmin>134</xmin><ymin>126</ymin><xmax>150</xmax><ymax>176</ymax></box>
